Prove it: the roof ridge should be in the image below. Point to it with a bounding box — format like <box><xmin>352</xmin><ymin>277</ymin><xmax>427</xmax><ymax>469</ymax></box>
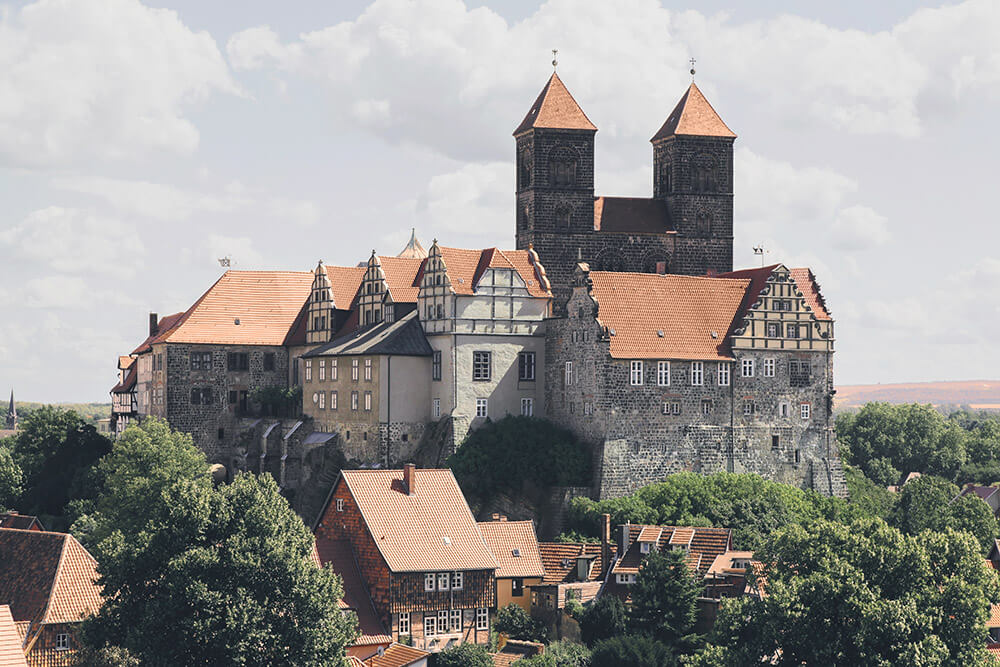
<box><xmin>37</xmin><ymin>533</ymin><xmax>68</xmax><ymax>625</ymax></box>
<box><xmin>157</xmin><ymin>271</ymin><xmax>229</xmax><ymax>344</ymax></box>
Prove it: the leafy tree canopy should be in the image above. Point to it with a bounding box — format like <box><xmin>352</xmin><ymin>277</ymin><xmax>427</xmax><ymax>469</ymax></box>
<box><xmin>494</xmin><ymin>603</ymin><xmax>547</xmax><ymax>642</ymax></box>
<box><xmin>630</xmin><ymin>549</ymin><xmax>702</xmax><ymax>652</ymax></box>
<box><xmin>541</xmin><ymin>640</ymin><xmax>591</xmax><ymax>667</ymax></box>
<box><xmin>80</xmin><ymin>472</ymin><xmax>357</xmax><ymax>666</ymax></box>
<box><xmin>703</xmin><ymin>517</ymin><xmax>1000</xmax><ymax>666</ymax></box>
<box><xmin>889</xmin><ymin>474</ymin><xmax>998</xmax><ymax>552</ymax></box>
<box><xmin>0</xmin><ymin>445</ymin><xmax>21</xmax><ymax>511</ymax></box>
<box><xmin>578</xmin><ymin>593</ymin><xmax>627</xmax><ymax>647</ymax></box>
<box><xmin>431</xmin><ymin>643</ymin><xmax>493</xmax><ymax>667</ymax></box>
<box><xmin>589</xmin><ymin>635</ymin><xmax>676</xmax><ymax>667</ymax></box>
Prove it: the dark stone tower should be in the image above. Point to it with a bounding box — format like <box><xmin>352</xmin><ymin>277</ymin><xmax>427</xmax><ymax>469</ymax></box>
<box><xmin>651</xmin><ymin>82</ymin><xmax>736</xmax><ymax>276</ymax></box>
<box><xmin>513</xmin><ymin>72</ymin><xmax>597</xmax><ymax>308</ymax></box>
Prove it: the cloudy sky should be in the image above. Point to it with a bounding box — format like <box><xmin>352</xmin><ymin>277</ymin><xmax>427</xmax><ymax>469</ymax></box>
<box><xmin>1</xmin><ymin>0</ymin><xmax>998</xmax><ymax>402</ymax></box>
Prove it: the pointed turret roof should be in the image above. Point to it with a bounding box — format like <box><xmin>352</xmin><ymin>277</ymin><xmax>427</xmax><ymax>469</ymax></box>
<box><xmin>5</xmin><ymin>391</ymin><xmax>14</xmax><ymax>430</ymax></box>
<box><xmin>513</xmin><ymin>72</ymin><xmax>597</xmax><ymax>136</ymax></box>
<box><xmin>398</xmin><ymin>229</ymin><xmax>427</xmax><ymax>259</ymax></box>
<box><xmin>651</xmin><ymin>82</ymin><xmax>736</xmax><ymax>141</ymax></box>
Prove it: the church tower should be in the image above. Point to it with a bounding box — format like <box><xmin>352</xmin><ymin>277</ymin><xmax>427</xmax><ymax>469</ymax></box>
<box><xmin>513</xmin><ymin>71</ymin><xmax>597</xmax><ymax>307</ymax></box>
<box><xmin>5</xmin><ymin>390</ymin><xmax>16</xmax><ymax>430</ymax></box>
<box><xmin>651</xmin><ymin>82</ymin><xmax>736</xmax><ymax>275</ymax></box>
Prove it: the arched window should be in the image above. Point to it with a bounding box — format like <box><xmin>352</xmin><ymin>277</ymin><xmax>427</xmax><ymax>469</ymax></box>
<box><xmin>549</xmin><ymin>146</ymin><xmax>578</xmax><ymax>188</ymax></box>
<box><xmin>696</xmin><ymin>213</ymin><xmax>712</xmax><ymax>236</ymax></box>
<box><xmin>556</xmin><ymin>206</ymin><xmax>572</xmax><ymax>228</ymax></box>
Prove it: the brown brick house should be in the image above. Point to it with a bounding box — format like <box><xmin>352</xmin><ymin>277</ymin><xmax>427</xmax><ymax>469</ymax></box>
<box><xmin>314</xmin><ymin>465</ymin><xmax>498</xmax><ymax>653</ymax></box>
<box><xmin>0</xmin><ymin>528</ymin><xmax>102</xmax><ymax>666</ymax></box>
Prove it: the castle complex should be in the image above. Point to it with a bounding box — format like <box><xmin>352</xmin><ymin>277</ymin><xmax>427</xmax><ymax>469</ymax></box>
<box><xmin>110</xmin><ymin>71</ymin><xmax>845</xmax><ymax>514</ymax></box>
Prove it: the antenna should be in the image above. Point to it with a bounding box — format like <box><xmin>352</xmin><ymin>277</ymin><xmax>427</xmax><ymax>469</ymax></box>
<box><xmin>752</xmin><ymin>245</ymin><xmax>768</xmax><ymax>267</ymax></box>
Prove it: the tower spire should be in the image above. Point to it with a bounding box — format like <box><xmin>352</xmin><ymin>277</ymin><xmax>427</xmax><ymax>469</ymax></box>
<box><xmin>6</xmin><ymin>390</ymin><xmax>16</xmax><ymax>430</ymax></box>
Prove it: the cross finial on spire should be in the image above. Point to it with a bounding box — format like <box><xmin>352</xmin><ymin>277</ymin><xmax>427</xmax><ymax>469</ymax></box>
<box><xmin>552</xmin><ymin>49</ymin><xmax>558</xmax><ymax>70</ymax></box>
<box><xmin>689</xmin><ymin>57</ymin><xmax>697</xmax><ymax>80</ymax></box>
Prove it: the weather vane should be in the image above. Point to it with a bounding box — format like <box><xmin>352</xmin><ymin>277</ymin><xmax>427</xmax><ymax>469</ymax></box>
<box><xmin>753</xmin><ymin>245</ymin><xmax>768</xmax><ymax>267</ymax></box>
<box><xmin>552</xmin><ymin>49</ymin><xmax>558</xmax><ymax>70</ymax></box>
<box><xmin>689</xmin><ymin>57</ymin><xmax>697</xmax><ymax>80</ymax></box>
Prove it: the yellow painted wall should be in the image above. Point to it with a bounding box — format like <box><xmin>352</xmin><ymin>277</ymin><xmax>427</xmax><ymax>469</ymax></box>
<box><xmin>497</xmin><ymin>577</ymin><xmax>542</xmax><ymax>613</ymax></box>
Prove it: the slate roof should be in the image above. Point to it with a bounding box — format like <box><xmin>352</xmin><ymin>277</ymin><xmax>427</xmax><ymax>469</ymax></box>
<box><xmin>0</xmin><ymin>529</ymin><xmax>101</xmax><ymax>625</ymax></box>
<box><xmin>0</xmin><ymin>516</ymin><xmax>42</xmax><ymax>532</ymax></box>
<box><xmin>536</xmin><ymin>543</ymin><xmax>603</xmax><ymax>585</ymax></box>
<box><xmin>719</xmin><ymin>265</ymin><xmax>832</xmax><ymax>322</ymax></box>
<box><xmin>651</xmin><ymin>82</ymin><xmax>736</xmax><ymax>141</ymax></box>
<box><xmin>437</xmin><ymin>247</ymin><xmax>551</xmax><ymax>298</ymax></box>
<box><xmin>513</xmin><ymin>72</ymin><xmax>597</xmax><ymax>135</ymax></box>
<box><xmin>303</xmin><ymin>311</ymin><xmax>432</xmax><ymax>359</ymax></box>
<box><xmin>477</xmin><ymin>521</ymin><xmax>545</xmax><ymax>579</ymax></box>
<box><xmin>593</xmin><ymin>197</ymin><xmax>673</xmax><ymax>234</ymax></box>
<box><xmin>334</xmin><ymin>469</ymin><xmax>498</xmax><ymax>573</ymax></box>
<box><xmin>613</xmin><ymin>525</ymin><xmax>732</xmax><ymax>577</ymax></box>
<box><xmin>364</xmin><ymin>643</ymin><xmax>429</xmax><ymax>667</ymax></box>
<box><xmin>588</xmin><ymin>271</ymin><xmax>751</xmax><ymax>361</ymax></box>
<box><xmin>0</xmin><ymin>605</ymin><xmax>27</xmax><ymax>667</ymax></box>
<box><xmin>313</xmin><ymin>538</ymin><xmax>392</xmax><ymax>647</ymax></box>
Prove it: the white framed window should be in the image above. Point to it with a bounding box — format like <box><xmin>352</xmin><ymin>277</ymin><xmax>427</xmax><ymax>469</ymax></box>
<box><xmin>476</xmin><ymin>398</ymin><xmax>488</xmax><ymax>418</ymax></box>
<box><xmin>424</xmin><ymin>614</ymin><xmax>437</xmax><ymax>636</ymax></box>
<box><xmin>476</xmin><ymin>607</ymin><xmax>489</xmax><ymax>631</ymax></box>
<box><xmin>801</xmin><ymin>403</ymin><xmax>811</xmax><ymax>420</ymax></box>
<box><xmin>766</xmin><ymin>322</ymin><xmax>780</xmax><ymax>337</ymax></box>
<box><xmin>630</xmin><ymin>360</ymin><xmax>644</xmax><ymax>386</ymax></box>
<box><xmin>717</xmin><ymin>363</ymin><xmax>730</xmax><ymax>386</ymax></box>
<box><xmin>661</xmin><ymin>402</ymin><xmax>669</xmax><ymax>415</ymax></box>
<box><xmin>438</xmin><ymin>572</ymin><xmax>450</xmax><ymax>590</ymax></box>
<box><xmin>584</xmin><ymin>402</ymin><xmax>593</xmax><ymax>416</ymax></box>
<box><xmin>742</xmin><ymin>358</ymin><xmax>755</xmax><ymax>377</ymax></box>
<box><xmin>55</xmin><ymin>633</ymin><xmax>70</xmax><ymax>650</ymax></box>
<box><xmin>432</xmin><ymin>398</ymin><xmax>441</xmax><ymax>418</ymax></box>
<box><xmin>398</xmin><ymin>612</ymin><xmax>410</xmax><ymax>636</ymax></box>
<box><xmin>450</xmin><ymin>609</ymin><xmax>462</xmax><ymax>632</ymax></box>
<box><xmin>451</xmin><ymin>571</ymin><xmax>463</xmax><ymax>590</ymax></box>
<box><xmin>424</xmin><ymin>573</ymin><xmax>436</xmax><ymax>591</ymax></box>
<box><xmin>473</xmin><ymin>351</ymin><xmax>492</xmax><ymax>381</ymax></box>
<box><xmin>331</xmin><ymin>391</ymin><xmax>338</xmax><ymax>410</ymax></box>
<box><xmin>701</xmin><ymin>400</ymin><xmax>712</xmax><ymax>415</ymax></box>
<box><xmin>331</xmin><ymin>361</ymin><xmax>338</xmax><ymax>381</ymax></box>
<box><xmin>564</xmin><ymin>361</ymin><xmax>573</xmax><ymax>387</ymax></box>
<box><xmin>318</xmin><ymin>392</ymin><xmax>325</xmax><ymax>410</ymax></box>
<box><xmin>364</xmin><ymin>358</ymin><xmax>372</xmax><ymax>381</ymax></box>
<box><xmin>657</xmin><ymin>361</ymin><xmax>670</xmax><ymax>386</ymax></box>
<box><xmin>319</xmin><ymin>360</ymin><xmax>326</xmax><ymax>381</ymax></box>
<box><xmin>521</xmin><ymin>398</ymin><xmax>533</xmax><ymax>416</ymax></box>
<box><xmin>305</xmin><ymin>359</ymin><xmax>312</xmax><ymax>382</ymax></box>
<box><xmin>364</xmin><ymin>391</ymin><xmax>372</xmax><ymax>412</ymax></box>
<box><xmin>779</xmin><ymin>402</ymin><xmax>789</xmax><ymax>418</ymax></box>
<box><xmin>518</xmin><ymin>352</ymin><xmax>536</xmax><ymax>381</ymax></box>
<box><xmin>351</xmin><ymin>358</ymin><xmax>359</xmax><ymax>380</ymax></box>
<box><xmin>438</xmin><ymin>610</ymin><xmax>449</xmax><ymax>632</ymax></box>
<box><xmin>336</xmin><ymin>498</ymin><xmax>344</xmax><ymax>512</ymax></box>
<box><xmin>615</xmin><ymin>573</ymin><xmax>635</xmax><ymax>585</ymax></box>
<box><xmin>743</xmin><ymin>401</ymin><xmax>755</xmax><ymax>416</ymax></box>
<box><xmin>763</xmin><ymin>358</ymin><xmax>775</xmax><ymax>377</ymax></box>
<box><xmin>640</xmin><ymin>542</ymin><xmax>651</xmax><ymax>554</ymax></box>
<box><xmin>690</xmin><ymin>361</ymin><xmax>704</xmax><ymax>386</ymax></box>
<box><xmin>672</xmin><ymin>402</ymin><xmax>681</xmax><ymax>415</ymax></box>
<box><xmin>351</xmin><ymin>391</ymin><xmax>359</xmax><ymax>411</ymax></box>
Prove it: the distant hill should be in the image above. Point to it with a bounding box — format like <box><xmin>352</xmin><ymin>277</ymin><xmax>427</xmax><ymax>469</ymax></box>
<box><xmin>835</xmin><ymin>381</ymin><xmax>1000</xmax><ymax>411</ymax></box>
<box><xmin>14</xmin><ymin>402</ymin><xmax>112</xmax><ymax>425</ymax></box>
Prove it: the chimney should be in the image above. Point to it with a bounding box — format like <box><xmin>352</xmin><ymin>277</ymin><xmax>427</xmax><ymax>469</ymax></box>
<box><xmin>491</xmin><ymin>513</ymin><xmax>507</xmax><ymax>522</ymax></box>
<box><xmin>149</xmin><ymin>312</ymin><xmax>159</xmax><ymax>336</ymax></box>
<box><xmin>601</xmin><ymin>513</ymin><xmax>611</xmax><ymax>573</ymax></box>
<box><xmin>404</xmin><ymin>463</ymin><xmax>416</xmax><ymax>496</ymax></box>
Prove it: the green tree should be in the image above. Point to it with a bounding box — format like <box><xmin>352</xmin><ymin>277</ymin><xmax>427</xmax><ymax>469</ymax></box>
<box><xmin>589</xmin><ymin>635</ymin><xmax>675</xmax><ymax>667</ymax></box>
<box><xmin>79</xmin><ymin>473</ymin><xmax>357</xmax><ymax>666</ymax></box>
<box><xmin>630</xmin><ymin>549</ymin><xmax>702</xmax><ymax>652</ymax></box>
<box><xmin>0</xmin><ymin>445</ymin><xmax>21</xmax><ymax>511</ymax></box>
<box><xmin>71</xmin><ymin>418</ymin><xmax>210</xmax><ymax>547</ymax></box>
<box><xmin>889</xmin><ymin>474</ymin><xmax>998</xmax><ymax>552</ymax></box>
<box><xmin>579</xmin><ymin>593</ymin><xmax>627</xmax><ymax>647</ymax></box>
<box><xmin>431</xmin><ymin>643</ymin><xmax>493</xmax><ymax>667</ymax></box>
<box><xmin>494</xmin><ymin>603</ymin><xmax>546</xmax><ymax>642</ymax></box>
<box><xmin>7</xmin><ymin>406</ymin><xmax>92</xmax><ymax>479</ymax></box>
<box><xmin>542</xmin><ymin>640</ymin><xmax>591</xmax><ymax>666</ymax></box>
<box><xmin>704</xmin><ymin>518</ymin><xmax>999</xmax><ymax>665</ymax></box>
<box><xmin>842</xmin><ymin>465</ymin><xmax>896</xmax><ymax>522</ymax></box>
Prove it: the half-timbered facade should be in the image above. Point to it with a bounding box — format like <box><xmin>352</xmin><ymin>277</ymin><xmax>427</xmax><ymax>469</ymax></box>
<box><xmin>110</xmin><ymin>355</ymin><xmax>137</xmax><ymax>435</ymax></box>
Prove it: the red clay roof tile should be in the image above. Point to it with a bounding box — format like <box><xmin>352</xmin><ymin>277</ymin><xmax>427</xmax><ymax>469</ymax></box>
<box><xmin>0</xmin><ymin>605</ymin><xmax>27</xmax><ymax>667</ymax></box>
<box><xmin>477</xmin><ymin>521</ymin><xmax>545</xmax><ymax>579</ymax></box>
<box><xmin>651</xmin><ymin>82</ymin><xmax>736</xmax><ymax>141</ymax></box>
<box><xmin>314</xmin><ymin>538</ymin><xmax>392</xmax><ymax>647</ymax></box>
<box><xmin>514</xmin><ymin>72</ymin><xmax>597</xmax><ymax>135</ymax></box>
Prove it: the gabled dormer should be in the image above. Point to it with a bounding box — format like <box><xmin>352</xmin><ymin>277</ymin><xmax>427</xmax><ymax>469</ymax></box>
<box><xmin>358</xmin><ymin>252</ymin><xmax>391</xmax><ymax>328</ymax></box>
<box><xmin>306</xmin><ymin>261</ymin><xmax>334</xmax><ymax>345</ymax></box>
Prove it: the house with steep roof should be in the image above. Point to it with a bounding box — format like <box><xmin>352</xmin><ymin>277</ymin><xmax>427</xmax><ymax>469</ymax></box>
<box><xmin>0</xmin><ymin>528</ymin><xmax>102</xmax><ymax>666</ymax></box>
<box><xmin>958</xmin><ymin>484</ymin><xmax>1000</xmax><ymax>517</ymax></box>
<box><xmin>546</xmin><ymin>261</ymin><xmax>841</xmax><ymax>499</ymax></box>
<box><xmin>314</xmin><ymin>465</ymin><xmax>498</xmax><ymax>653</ymax></box>
<box><xmin>0</xmin><ymin>515</ymin><xmax>42</xmax><ymax>532</ymax></box>
<box><xmin>109</xmin><ymin>355</ymin><xmax>137</xmax><ymax>436</ymax></box>
<box><xmin>477</xmin><ymin>518</ymin><xmax>545</xmax><ymax>614</ymax></box>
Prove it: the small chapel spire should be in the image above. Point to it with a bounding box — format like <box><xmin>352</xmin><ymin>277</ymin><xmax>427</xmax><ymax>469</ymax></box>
<box><xmin>5</xmin><ymin>390</ymin><xmax>16</xmax><ymax>431</ymax></box>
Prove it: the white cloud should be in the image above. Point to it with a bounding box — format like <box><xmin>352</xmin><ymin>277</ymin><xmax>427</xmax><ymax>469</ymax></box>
<box><xmin>420</xmin><ymin>161</ymin><xmax>510</xmax><ymax>240</ymax></box>
<box><xmin>830</xmin><ymin>205</ymin><xmax>891</xmax><ymax>251</ymax></box>
<box><xmin>0</xmin><ymin>0</ymin><xmax>239</xmax><ymax>166</ymax></box>
<box><xmin>0</xmin><ymin>206</ymin><xmax>145</xmax><ymax>277</ymax></box>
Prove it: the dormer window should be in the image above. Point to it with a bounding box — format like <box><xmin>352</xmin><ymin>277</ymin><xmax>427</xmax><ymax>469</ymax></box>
<box><xmin>640</xmin><ymin>542</ymin><xmax>651</xmax><ymax>554</ymax></box>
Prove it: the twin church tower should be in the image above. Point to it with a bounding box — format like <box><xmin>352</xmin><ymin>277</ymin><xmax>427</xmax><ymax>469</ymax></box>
<box><xmin>513</xmin><ymin>72</ymin><xmax>736</xmax><ymax>309</ymax></box>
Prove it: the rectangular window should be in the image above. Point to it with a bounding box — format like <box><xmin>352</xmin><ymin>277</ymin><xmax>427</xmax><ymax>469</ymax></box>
<box><xmin>476</xmin><ymin>398</ymin><xmax>488</xmax><ymax>418</ymax></box>
<box><xmin>779</xmin><ymin>402</ymin><xmax>789</xmax><ymax>418</ymax></box>
<box><xmin>763</xmin><ymin>358</ymin><xmax>775</xmax><ymax>377</ymax></box>
<box><xmin>473</xmin><ymin>351</ymin><xmax>491</xmax><ymax>381</ymax></box>
<box><xmin>672</xmin><ymin>401</ymin><xmax>681</xmax><ymax>415</ymax></box>
<box><xmin>701</xmin><ymin>399</ymin><xmax>712</xmax><ymax>415</ymax></box>
<box><xmin>521</xmin><ymin>398</ymin><xmax>533</xmax><ymax>417</ymax></box>
<box><xmin>437</xmin><ymin>304</ymin><xmax>445</xmax><ymax>319</ymax></box>
<box><xmin>772</xmin><ymin>435</ymin><xmax>780</xmax><ymax>450</ymax></box>
<box><xmin>786</xmin><ymin>323</ymin><xmax>800</xmax><ymax>339</ymax></box>
<box><xmin>766</xmin><ymin>322</ymin><xmax>780</xmax><ymax>337</ymax></box>
<box><xmin>424</xmin><ymin>615</ymin><xmax>437</xmax><ymax>636</ymax></box>
<box><xmin>450</xmin><ymin>609</ymin><xmax>462</xmax><ymax>632</ymax></box>
<box><xmin>437</xmin><ymin>572</ymin><xmax>450</xmax><ymax>590</ymax></box>
<box><xmin>351</xmin><ymin>359</ymin><xmax>359</xmax><ymax>381</ymax></box>
<box><xmin>451</xmin><ymin>571</ymin><xmax>463</xmax><ymax>590</ymax></box>
<box><xmin>398</xmin><ymin>613</ymin><xmax>410</xmax><ymax>636</ymax></box>
<box><xmin>424</xmin><ymin>573</ymin><xmax>435</xmax><ymax>591</ymax></box>
<box><xmin>331</xmin><ymin>391</ymin><xmax>338</xmax><ymax>410</ymax></box>
<box><xmin>263</xmin><ymin>352</ymin><xmax>275</xmax><ymax>372</ymax></box>
<box><xmin>336</xmin><ymin>498</ymin><xmax>344</xmax><ymax>512</ymax></box>
<box><xmin>330</xmin><ymin>361</ymin><xmax>338</xmax><ymax>381</ymax></box>
<box><xmin>305</xmin><ymin>359</ymin><xmax>312</xmax><ymax>382</ymax></box>
<box><xmin>743</xmin><ymin>401</ymin><xmax>754</xmax><ymax>416</ymax></box>
<box><xmin>742</xmin><ymin>358</ymin><xmax>755</xmax><ymax>377</ymax></box>
<box><xmin>691</xmin><ymin>361</ymin><xmax>704</xmax><ymax>386</ymax></box>
<box><xmin>227</xmin><ymin>352</ymin><xmax>249</xmax><ymax>372</ymax></box>
<box><xmin>438</xmin><ymin>610</ymin><xmax>449</xmax><ymax>633</ymax></box>
<box><xmin>318</xmin><ymin>360</ymin><xmax>326</xmax><ymax>381</ymax></box>
<box><xmin>476</xmin><ymin>607</ymin><xmax>489</xmax><ymax>631</ymax></box>
<box><xmin>584</xmin><ymin>402</ymin><xmax>593</xmax><ymax>415</ymax></box>
<box><xmin>364</xmin><ymin>358</ymin><xmax>372</xmax><ymax>381</ymax></box>
<box><xmin>55</xmin><ymin>633</ymin><xmax>70</xmax><ymax>651</ymax></box>
<box><xmin>432</xmin><ymin>398</ymin><xmax>441</xmax><ymax>418</ymax></box>
<box><xmin>564</xmin><ymin>361</ymin><xmax>573</xmax><ymax>387</ymax></box>
<box><xmin>351</xmin><ymin>391</ymin><xmax>359</xmax><ymax>411</ymax></box>
<box><xmin>717</xmin><ymin>363</ymin><xmax>730</xmax><ymax>386</ymax></box>
<box><xmin>432</xmin><ymin>350</ymin><xmax>442</xmax><ymax>381</ymax></box>
<box><xmin>630</xmin><ymin>360</ymin><xmax>644</xmax><ymax>386</ymax></box>
<box><xmin>801</xmin><ymin>403</ymin><xmax>811</xmax><ymax>420</ymax></box>
<box><xmin>426</xmin><ymin>305</ymin><xmax>434</xmax><ymax>320</ymax></box>
<box><xmin>318</xmin><ymin>392</ymin><xmax>325</xmax><ymax>410</ymax></box>
<box><xmin>512</xmin><ymin>578</ymin><xmax>524</xmax><ymax>597</ymax></box>
<box><xmin>190</xmin><ymin>388</ymin><xmax>212</xmax><ymax>405</ymax></box>
<box><xmin>364</xmin><ymin>391</ymin><xmax>372</xmax><ymax>412</ymax></box>
<box><xmin>190</xmin><ymin>351</ymin><xmax>211</xmax><ymax>371</ymax></box>
<box><xmin>657</xmin><ymin>361</ymin><xmax>670</xmax><ymax>386</ymax></box>
<box><xmin>518</xmin><ymin>352</ymin><xmax>536</xmax><ymax>381</ymax></box>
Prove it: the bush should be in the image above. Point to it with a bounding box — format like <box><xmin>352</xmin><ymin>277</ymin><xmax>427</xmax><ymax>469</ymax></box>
<box><xmin>431</xmin><ymin>643</ymin><xmax>493</xmax><ymax>667</ymax></box>
<box><xmin>544</xmin><ymin>640</ymin><xmax>591</xmax><ymax>667</ymax></box>
<box><xmin>494</xmin><ymin>603</ymin><xmax>547</xmax><ymax>642</ymax></box>
<box><xmin>589</xmin><ymin>635</ymin><xmax>676</xmax><ymax>667</ymax></box>
<box><xmin>579</xmin><ymin>595</ymin><xmax>627</xmax><ymax>647</ymax></box>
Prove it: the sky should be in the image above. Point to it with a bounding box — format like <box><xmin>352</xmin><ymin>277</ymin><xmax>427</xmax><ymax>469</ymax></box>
<box><xmin>1</xmin><ymin>0</ymin><xmax>998</xmax><ymax>402</ymax></box>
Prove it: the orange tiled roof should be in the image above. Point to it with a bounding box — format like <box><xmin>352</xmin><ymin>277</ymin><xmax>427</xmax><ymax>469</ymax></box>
<box><xmin>0</xmin><ymin>529</ymin><xmax>101</xmax><ymax>625</ymax></box>
<box><xmin>477</xmin><ymin>521</ymin><xmax>545</xmax><ymax>579</ymax></box>
<box><xmin>116</xmin><ymin>356</ymin><xmax>134</xmax><ymax>371</ymax></box>
<box><xmin>110</xmin><ymin>364</ymin><xmax>137</xmax><ymax>394</ymax></box>
<box><xmin>651</xmin><ymin>82</ymin><xmax>736</xmax><ymax>141</ymax></box>
<box><xmin>158</xmin><ymin>271</ymin><xmax>314</xmax><ymax>346</ymax></box>
<box><xmin>336</xmin><ymin>469</ymin><xmax>498</xmax><ymax>573</ymax></box>
<box><xmin>364</xmin><ymin>643</ymin><xmax>430</xmax><ymax>667</ymax></box>
<box><xmin>537</xmin><ymin>543</ymin><xmax>603</xmax><ymax>585</ymax></box>
<box><xmin>589</xmin><ymin>271</ymin><xmax>750</xmax><ymax>361</ymax></box>
<box><xmin>438</xmin><ymin>247</ymin><xmax>551</xmax><ymax>299</ymax></box>
<box><xmin>376</xmin><ymin>257</ymin><xmax>424</xmax><ymax>304</ymax></box>
<box><xmin>325</xmin><ymin>266</ymin><xmax>368</xmax><ymax>310</ymax></box>
<box><xmin>514</xmin><ymin>72</ymin><xmax>597</xmax><ymax>135</ymax></box>
<box><xmin>788</xmin><ymin>268</ymin><xmax>832</xmax><ymax>321</ymax></box>
<box><xmin>130</xmin><ymin>311</ymin><xmax>184</xmax><ymax>355</ymax></box>
<box><xmin>613</xmin><ymin>525</ymin><xmax>731</xmax><ymax>577</ymax></box>
<box><xmin>0</xmin><ymin>605</ymin><xmax>27</xmax><ymax>667</ymax></box>
<box><xmin>706</xmin><ymin>551</ymin><xmax>754</xmax><ymax>576</ymax></box>
<box><xmin>989</xmin><ymin>643</ymin><xmax>1000</xmax><ymax>661</ymax></box>
<box><xmin>313</xmin><ymin>539</ymin><xmax>392</xmax><ymax>647</ymax></box>
<box><xmin>636</xmin><ymin>526</ymin><xmax>662</xmax><ymax>543</ymax></box>
<box><xmin>990</xmin><ymin>604</ymin><xmax>1000</xmax><ymax>629</ymax></box>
